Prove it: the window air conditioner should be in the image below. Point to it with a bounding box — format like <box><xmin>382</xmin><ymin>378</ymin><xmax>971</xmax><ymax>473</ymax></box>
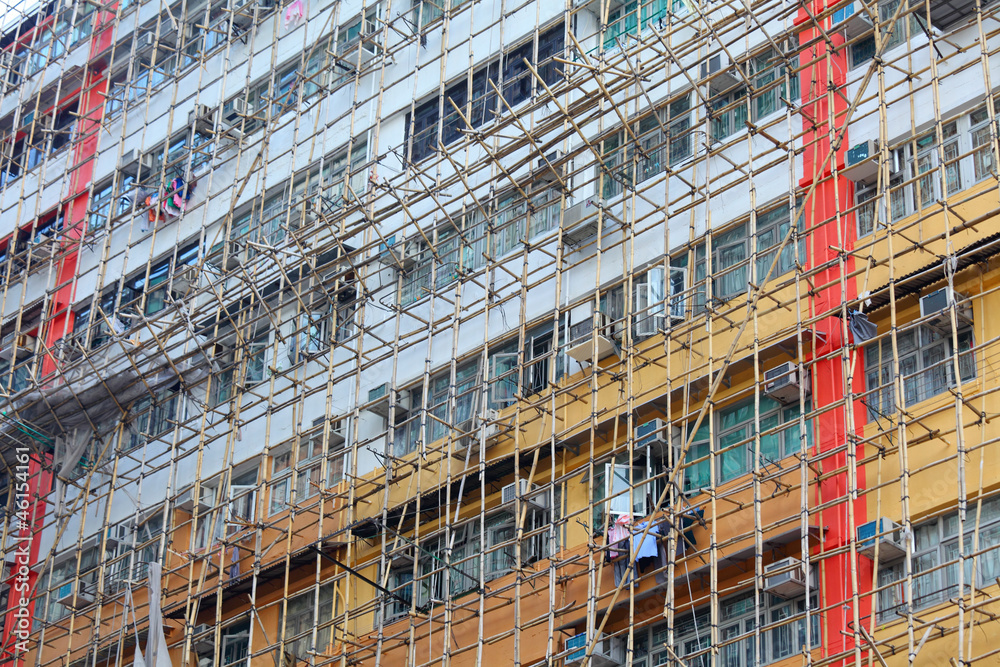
<box><xmin>700</xmin><ymin>52</ymin><xmax>740</xmax><ymax>92</ymax></box>
<box><xmin>532</xmin><ymin>150</ymin><xmax>566</xmax><ymax>183</ymax></box>
<box><xmin>635</xmin><ymin>418</ymin><xmax>676</xmax><ymax>452</ymax></box>
<box><xmin>0</xmin><ymin>332</ymin><xmax>35</xmax><ymax>360</ymax></box>
<box><xmin>763</xmin><ymin>557</ymin><xmax>808</xmax><ymax>599</ymax></box>
<box><xmin>134</xmin><ymin>32</ymin><xmax>156</xmax><ymax>58</ymax></box>
<box><xmin>919</xmin><ymin>287</ymin><xmax>972</xmax><ymax>330</ymax></box>
<box><xmin>56</xmin><ymin>580</ymin><xmax>97</xmax><ymax>609</ymax></box>
<box><xmin>566</xmin><ymin>308</ymin><xmax>616</xmax><ymax>364</ymax></box>
<box><xmin>170</xmin><ymin>264</ymin><xmax>199</xmax><ymax>297</ymax></box>
<box><xmin>367</xmin><ymin>383</ymin><xmax>408</xmax><ymax>419</ymax></box>
<box><xmin>763</xmin><ymin>361</ymin><xmax>807</xmax><ymax>403</ymax></box>
<box><xmin>565</xmin><ymin>632</ymin><xmax>624</xmax><ymax>667</ymax></box>
<box><xmin>222</xmin><ymin>97</ymin><xmax>248</xmax><ymax>126</ymax></box>
<box><xmin>857</xmin><ymin>517</ymin><xmax>906</xmax><ymax>562</ymax></box>
<box><xmin>501</xmin><ymin>479</ymin><xmax>548</xmax><ymax>512</ymax></box>
<box><xmin>381</xmin><ymin>238</ymin><xmax>420</xmax><ymax>270</ymax></box>
<box><xmin>176</xmin><ymin>486</ymin><xmax>214</xmax><ymax>513</ymax></box>
<box><xmin>562</xmin><ymin>197</ymin><xmax>606</xmax><ymax>245</ymax></box>
<box><xmin>328</xmin><ymin>417</ymin><xmax>349</xmax><ymax>446</ymax></box>
<box><xmin>832</xmin><ymin>1</ymin><xmax>874</xmax><ymax>39</ymax></box>
<box><xmin>188</xmin><ymin>104</ymin><xmax>215</xmax><ymax>134</ymax></box>
<box><xmin>192</xmin><ymin>624</ymin><xmax>214</xmax><ymax>655</ymax></box>
<box><xmin>842</xmin><ymin>138</ymin><xmax>879</xmax><ymax>182</ymax></box>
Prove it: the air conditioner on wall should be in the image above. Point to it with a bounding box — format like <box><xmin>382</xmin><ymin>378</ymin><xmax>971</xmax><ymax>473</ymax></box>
<box><xmin>367</xmin><ymin>383</ymin><xmax>408</xmax><ymax>419</ymax></box>
<box><xmin>763</xmin><ymin>361</ymin><xmax>808</xmax><ymax>403</ymax></box>
<box><xmin>842</xmin><ymin>138</ymin><xmax>879</xmax><ymax>182</ymax></box>
<box><xmin>380</xmin><ymin>238</ymin><xmax>420</xmax><ymax>270</ymax></box>
<box><xmin>919</xmin><ymin>287</ymin><xmax>972</xmax><ymax>330</ymax></box>
<box><xmin>0</xmin><ymin>332</ymin><xmax>34</xmax><ymax>360</ymax></box>
<box><xmin>501</xmin><ymin>479</ymin><xmax>548</xmax><ymax>512</ymax></box>
<box><xmin>565</xmin><ymin>306</ymin><xmax>617</xmax><ymax>364</ymax></box>
<box><xmin>562</xmin><ymin>198</ymin><xmax>606</xmax><ymax>245</ymax></box>
<box><xmin>857</xmin><ymin>517</ymin><xmax>906</xmax><ymax>562</ymax></box>
<box><xmin>565</xmin><ymin>632</ymin><xmax>624</xmax><ymax>667</ymax></box>
<box><xmin>700</xmin><ymin>52</ymin><xmax>740</xmax><ymax>92</ymax></box>
<box><xmin>170</xmin><ymin>264</ymin><xmax>199</xmax><ymax>297</ymax></box>
<box><xmin>56</xmin><ymin>580</ymin><xmax>97</xmax><ymax>609</ymax></box>
<box><xmin>635</xmin><ymin>418</ymin><xmax>678</xmax><ymax>453</ymax></box>
<box><xmin>532</xmin><ymin>150</ymin><xmax>566</xmax><ymax>183</ymax></box>
<box><xmin>832</xmin><ymin>1</ymin><xmax>874</xmax><ymax>39</ymax></box>
<box><xmin>222</xmin><ymin>98</ymin><xmax>248</xmax><ymax>126</ymax></box>
<box><xmin>763</xmin><ymin>557</ymin><xmax>808</xmax><ymax>599</ymax></box>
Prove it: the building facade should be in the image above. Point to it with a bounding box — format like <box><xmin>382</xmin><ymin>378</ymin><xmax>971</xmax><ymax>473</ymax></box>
<box><xmin>0</xmin><ymin>0</ymin><xmax>999</xmax><ymax>665</ymax></box>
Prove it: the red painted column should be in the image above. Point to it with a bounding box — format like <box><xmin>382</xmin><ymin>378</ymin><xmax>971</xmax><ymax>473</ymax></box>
<box><xmin>795</xmin><ymin>3</ymin><xmax>872</xmax><ymax>664</ymax></box>
<box><xmin>1</xmin><ymin>455</ymin><xmax>52</xmax><ymax>667</ymax></box>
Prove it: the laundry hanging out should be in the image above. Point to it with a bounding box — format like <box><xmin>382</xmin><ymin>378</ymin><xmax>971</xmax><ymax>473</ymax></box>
<box><xmin>139</xmin><ymin>177</ymin><xmax>197</xmax><ymax>229</ymax></box>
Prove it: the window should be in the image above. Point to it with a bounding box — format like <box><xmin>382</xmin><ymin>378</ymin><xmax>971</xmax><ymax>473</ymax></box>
<box><xmin>850</xmin><ymin>0</ymin><xmax>910</xmax><ymax>66</ymax></box>
<box><xmin>864</xmin><ymin>321</ymin><xmax>975</xmax><ymax>420</ymax></box>
<box><xmin>454</xmin><ymin>186</ymin><xmax>560</xmax><ymax>280</ymax></box>
<box><xmin>88</xmin><ymin>175</ymin><xmax>136</xmax><ymax>231</ymax></box>
<box><xmin>394</xmin><ymin>361</ymin><xmax>481</xmax><ymax>457</ymax></box>
<box><xmin>687</xmin><ymin>396</ymin><xmax>812</xmax><ymax>487</ymax></box>
<box><xmin>879</xmin><ymin>497</ymin><xmax>1000</xmax><ymax>621</ymax></box>
<box><xmin>911</xmin><ymin>121</ymin><xmax>961</xmax><ymax>209</ymax></box>
<box><xmin>855</xmin><ymin>169</ymin><xmax>906</xmax><ymax>237</ymax></box>
<box><xmin>415</xmin><ymin>509</ymin><xmax>554</xmax><ymax>606</ymax></box>
<box><xmin>213</xmin><ymin>328</ymin><xmax>270</xmax><ymax>404</ymax></box>
<box><xmin>691</xmin><ymin>201</ymin><xmax>804</xmax><ymax>309</ymax></box>
<box><xmin>970</xmin><ymin>95</ymin><xmax>1000</xmax><ymax>183</ymax></box>
<box><xmin>147</xmin><ymin>130</ymin><xmax>213</xmax><ymax>184</ymax></box>
<box><xmin>600</xmin><ymin>93</ymin><xmax>692</xmax><ymax>199</ymax></box>
<box><xmin>417</xmin><ymin>0</ymin><xmax>469</xmax><ymax>26</ymax></box>
<box><xmin>602</xmin><ymin>0</ymin><xmax>680</xmax><ymax>51</ymax></box>
<box><xmin>489</xmin><ymin>325</ymin><xmax>563</xmax><ymax>407</ymax></box>
<box><xmin>290</xmin><ymin>141</ymin><xmax>368</xmax><ymax>214</ymax></box>
<box><xmin>710</xmin><ymin>38</ymin><xmax>799</xmax><ymax>143</ymax></box>
<box><xmin>214</xmin><ymin>187</ymin><xmax>298</xmax><ymax>265</ymax></box>
<box><xmin>39</xmin><ymin>545</ymin><xmax>105</xmax><ymax>622</ymax></box>
<box><xmin>406</xmin><ymin>24</ymin><xmax>563</xmax><ymax>162</ymax></box>
<box><xmin>127</xmin><ymin>386</ymin><xmax>181</xmax><ymax>450</ymax></box>
<box><xmin>282</xmin><ymin>583</ymin><xmax>335</xmax><ymax>661</ymax></box>
<box><xmin>268</xmin><ymin>429</ymin><xmax>345</xmax><ymax>514</ymax></box>
<box><xmin>143</xmin><ymin>243</ymin><xmax>198</xmax><ymax>315</ymax></box>
<box><xmin>219</xmin><ymin>621</ymin><xmax>250</xmax><ymax>667</ymax></box>
<box><xmin>668</xmin><ymin>590</ymin><xmax>820</xmax><ymax>667</ymax></box>
<box><xmin>384</xmin><ymin>569</ymin><xmax>415</xmax><ymax>622</ymax></box>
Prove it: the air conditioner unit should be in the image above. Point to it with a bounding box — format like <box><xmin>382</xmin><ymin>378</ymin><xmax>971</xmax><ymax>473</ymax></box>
<box><xmin>222</xmin><ymin>97</ymin><xmax>248</xmax><ymax>126</ymax></box>
<box><xmin>700</xmin><ymin>52</ymin><xmax>740</xmax><ymax>92</ymax></box>
<box><xmin>763</xmin><ymin>557</ymin><xmax>808</xmax><ymax>599</ymax></box>
<box><xmin>566</xmin><ymin>307</ymin><xmax>616</xmax><ymax>364</ymax></box>
<box><xmin>367</xmin><ymin>383</ymin><xmax>408</xmax><ymax>419</ymax></box>
<box><xmin>27</xmin><ymin>240</ymin><xmax>57</xmax><ymax>262</ymax></box>
<box><xmin>562</xmin><ymin>198</ymin><xmax>606</xmax><ymax>245</ymax></box>
<box><xmin>565</xmin><ymin>632</ymin><xmax>624</xmax><ymax>667</ymax></box>
<box><xmin>381</xmin><ymin>239</ymin><xmax>420</xmax><ymax>270</ymax></box>
<box><xmin>330</xmin><ymin>417</ymin><xmax>351</xmax><ymax>447</ymax></box>
<box><xmin>56</xmin><ymin>580</ymin><xmax>97</xmax><ymax>609</ymax></box>
<box><xmin>192</xmin><ymin>623</ymin><xmax>214</xmax><ymax>654</ymax></box>
<box><xmin>134</xmin><ymin>32</ymin><xmax>156</xmax><ymax>57</ymax></box>
<box><xmin>501</xmin><ymin>479</ymin><xmax>549</xmax><ymax>512</ymax></box>
<box><xmin>635</xmin><ymin>418</ymin><xmax>675</xmax><ymax>452</ymax></box>
<box><xmin>170</xmin><ymin>264</ymin><xmax>199</xmax><ymax>297</ymax></box>
<box><xmin>833</xmin><ymin>1</ymin><xmax>874</xmax><ymax>38</ymax></box>
<box><xmin>0</xmin><ymin>332</ymin><xmax>35</xmax><ymax>360</ymax></box>
<box><xmin>188</xmin><ymin>104</ymin><xmax>215</xmax><ymax>134</ymax></box>
<box><xmin>857</xmin><ymin>517</ymin><xmax>906</xmax><ymax>562</ymax></box>
<box><xmin>532</xmin><ymin>150</ymin><xmax>566</xmax><ymax>183</ymax></box>
<box><xmin>919</xmin><ymin>287</ymin><xmax>972</xmax><ymax>330</ymax></box>
<box><xmin>763</xmin><ymin>361</ymin><xmax>807</xmax><ymax>403</ymax></box>
<box><xmin>842</xmin><ymin>138</ymin><xmax>880</xmax><ymax>182</ymax></box>
<box><xmin>388</xmin><ymin>543</ymin><xmax>417</xmax><ymax>566</ymax></box>
<box><xmin>176</xmin><ymin>486</ymin><xmax>214</xmax><ymax>513</ymax></box>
